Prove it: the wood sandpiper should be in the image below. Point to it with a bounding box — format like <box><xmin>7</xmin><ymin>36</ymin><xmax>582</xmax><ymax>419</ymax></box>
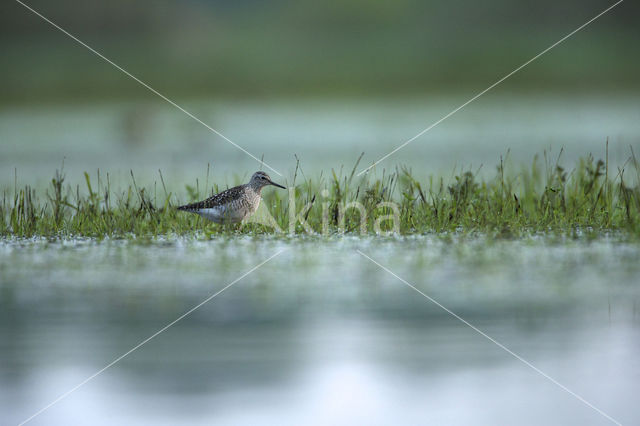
<box><xmin>177</xmin><ymin>171</ymin><xmax>286</xmax><ymax>224</ymax></box>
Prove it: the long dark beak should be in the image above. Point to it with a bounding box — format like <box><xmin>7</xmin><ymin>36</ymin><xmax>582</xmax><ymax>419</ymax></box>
<box><xmin>269</xmin><ymin>180</ymin><xmax>286</xmax><ymax>189</ymax></box>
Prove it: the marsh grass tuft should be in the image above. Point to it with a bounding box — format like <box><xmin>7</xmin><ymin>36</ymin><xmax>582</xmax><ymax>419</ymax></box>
<box><xmin>1</xmin><ymin>149</ymin><xmax>639</xmax><ymax>239</ymax></box>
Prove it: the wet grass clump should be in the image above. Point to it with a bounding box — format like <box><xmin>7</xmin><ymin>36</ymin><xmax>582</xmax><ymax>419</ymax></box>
<box><xmin>1</xmin><ymin>150</ymin><xmax>639</xmax><ymax>239</ymax></box>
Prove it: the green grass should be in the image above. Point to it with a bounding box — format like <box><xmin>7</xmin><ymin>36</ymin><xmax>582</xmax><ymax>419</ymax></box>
<box><xmin>1</xmin><ymin>149</ymin><xmax>639</xmax><ymax>239</ymax></box>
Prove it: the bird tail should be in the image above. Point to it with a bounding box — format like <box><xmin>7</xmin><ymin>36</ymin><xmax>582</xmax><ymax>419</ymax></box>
<box><xmin>176</xmin><ymin>204</ymin><xmax>193</xmax><ymax>211</ymax></box>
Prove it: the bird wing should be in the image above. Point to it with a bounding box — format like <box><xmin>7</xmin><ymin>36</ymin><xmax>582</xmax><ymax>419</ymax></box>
<box><xmin>177</xmin><ymin>185</ymin><xmax>244</xmax><ymax>211</ymax></box>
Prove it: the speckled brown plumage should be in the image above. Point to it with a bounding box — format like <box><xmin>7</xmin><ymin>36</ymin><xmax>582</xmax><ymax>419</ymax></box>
<box><xmin>177</xmin><ymin>171</ymin><xmax>285</xmax><ymax>224</ymax></box>
<box><xmin>177</xmin><ymin>185</ymin><xmax>248</xmax><ymax>211</ymax></box>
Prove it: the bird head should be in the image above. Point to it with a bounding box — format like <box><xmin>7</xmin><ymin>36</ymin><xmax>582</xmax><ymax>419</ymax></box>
<box><xmin>250</xmin><ymin>171</ymin><xmax>286</xmax><ymax>189</ymax></box>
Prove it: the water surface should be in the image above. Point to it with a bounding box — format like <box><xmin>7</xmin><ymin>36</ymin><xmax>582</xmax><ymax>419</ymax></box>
<box><xmin>1</xmin><ymin>237</ymin><xmax>638</xmax><ymax>425</ymax></box>
<box><xmin>2</xmin><ymin>94</ymin><xmax>638</xmax><ymax>189</ymax></box>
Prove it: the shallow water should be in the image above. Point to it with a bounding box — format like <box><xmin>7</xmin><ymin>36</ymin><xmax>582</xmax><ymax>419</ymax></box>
<box><xmin>1</xmin><ymin>237</ymin><xmax>639</xmax><ymax>425</ymax></box>
<box><xmin>2</xmin><ymin>94</ymin><xmax>639</xmax><ymax>189</ymax></box>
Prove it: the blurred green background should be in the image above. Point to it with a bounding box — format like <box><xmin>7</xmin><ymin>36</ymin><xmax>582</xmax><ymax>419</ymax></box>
<box><xmin>2</xmin><ymin>3</ymin><xmax>640</xmax><ymax>425</ymax></box>
<box><xmin>2</xmin><ymin>0</ymin><xmax>639</xmax><ymax>103</ymax></box>
<box><xmin>1</xmin><ymin>0</ymin><xmax>638</xmax><ymax>187</ymax></box>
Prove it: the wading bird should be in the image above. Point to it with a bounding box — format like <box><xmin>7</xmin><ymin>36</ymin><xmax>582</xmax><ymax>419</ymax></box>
<box><xmin>177</xmin><ymin>171</ymin><xmax>286</xmax><ymax>224</ymax></box>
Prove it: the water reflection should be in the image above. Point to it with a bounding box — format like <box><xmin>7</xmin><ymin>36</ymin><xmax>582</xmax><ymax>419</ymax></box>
<box><xmin>1</xmin><ymin>237</ymin><xmax>638</xmax><ymax>425</ymax></box>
